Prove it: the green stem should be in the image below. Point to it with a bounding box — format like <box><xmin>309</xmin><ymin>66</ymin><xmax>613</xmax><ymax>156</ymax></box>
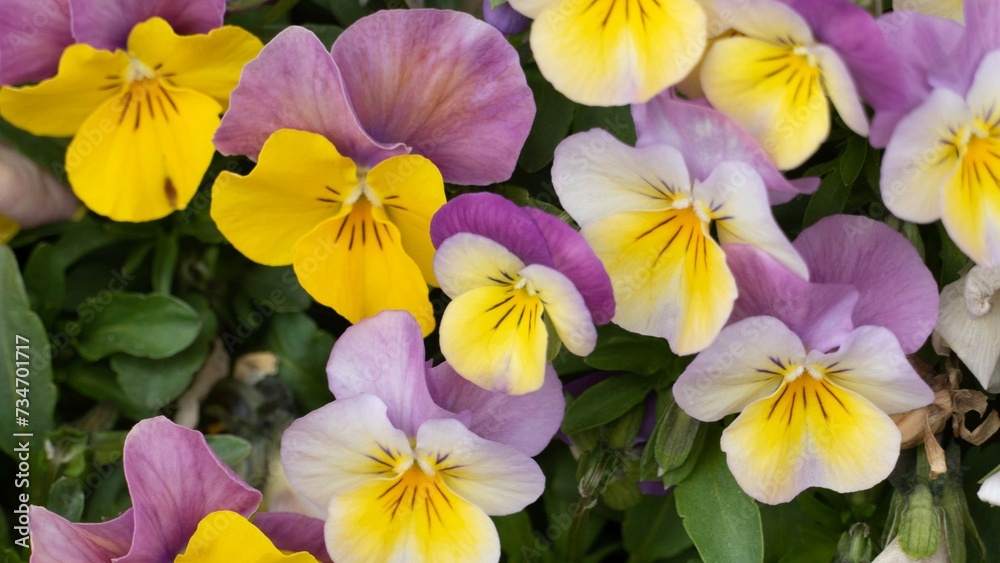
<box><xmin>567</xmin><ymin>452</ymin><xmax>614</xmax><ymax>563</ymax></box>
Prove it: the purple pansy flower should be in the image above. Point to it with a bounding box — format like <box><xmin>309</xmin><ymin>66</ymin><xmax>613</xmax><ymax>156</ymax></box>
<box><xmin>29</xmin><ymin>416</ymin><xmax>329</xmax><ymax>562</ymax></box>
<box><xmin>429</xmin><ymin>192</ymin><xmax>614</xmax><ymax>395</ymax></box>
<box><xmin>482</xmin><ymin>0</ymin><xmax>530</xmax><ymax>35</ymax></box>
<box><xmin>210</xmin><ymin>10</ymin><xmax>535</xmax><ymax>338</ymax></box>
<box><xmin>280</xmin><ymin>311</ymin><xmax>564</xmax><ymax>562</ymax></box>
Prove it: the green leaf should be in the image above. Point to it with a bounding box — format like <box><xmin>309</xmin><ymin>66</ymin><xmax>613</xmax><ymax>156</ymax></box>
<box><xmin>572</xmin><ymin>105</ymin><xmax>637</xmax><ymax>145</ymax></box>
<box><xmin>0</xmin><ymin>117</ymin><xmax>68</xmax><ymax>182</ymax></box>
<box><xmin>623</xmin><ymin>495</ymin><xmax>693</xmax><ymax>562</ymax></box>
<box><xmin>0</xmin><ymin>247</ymin><xmax>57</xmax><ymax>496</ymax></box>
<box><xmin>242</xmin><ymin>265</ymin><xmax>312</xmax><ymax>313</ymax></box>
<box><xmin>488</xmin><ymin>0</ymin><xmax>508</xmax><ymax>8</ymax></box>
<box><xmin>675</xmin><ymin>434</ymin><xmax>764</xmax><ymax>563</ymax></box>
<box><xmin>206</xmin><ymin>434</ymin><xmax>253</xmax><ymax>469</ymax></box>
<box><xmin>839</xmin><ymin>136</ymin><xmax>867</xmax><ymax>187</ymax></box>
<box><xmin>22</xmin><ymin>243</ymin><xmax>66</xmax><ymax>326</ymax></box>
<box><xmin>584</xmin><ymin>324</ymin><xmax>679</xmax><ymax>377</ymax></box>
<box><xmin>151</xmin><ymin>231</ymin><xmax>179</xmax><ymax>294</ymax></box>
<box><xmin>493</xmin><ymin>511</ymin><xmax>546</xmax><ymax>563</ymax></box>
<box><xmin>266</xmin><ymin>313</ymin><xmax>335</xmax><ymax>412</ymax></box>
<box><xmin>652</xmin><ymin>398</ymin><xmax>701</xmax><ymax>474</ymax></box>
<box><xmin>803</xmin><ymin>170</ymin><xmax>850</xmax><ymax>229</ymax></box>
<box><xmin>111</xmin><ymin>341</ymin><xmax>209</xmax><ymax>410</ymax></box>
<box><xmin>938</xmin><ymin>223</ymin><xmax>969</xmax><ymax>287</ymax></box>
<box><xmin>46</xmin><ymin>477</ymin><xmax>84</xmax><ymax>521</ymax></box>
<box><xmin>519</xmin><ymin>67</ymin><xmax>576</xmax><ymax>173</ymax></box>
<box><xmin>659</xmin><ymin>422</ymin><xmax>706</xmax><ymax>488</ymax></box>
<box><xmin>74</xmin><ymin>293</ymin><xmax>202</xmax><ymax>360</ymax></box>
<box><xmin>64</xmin><ymin>363</ymin><xmax>154</xmax><ymax>421</ymax></box>
<box><xmin>561</xmin><ymin>375</ymin><xmax>654</xmax><ymax>435</ymax></box>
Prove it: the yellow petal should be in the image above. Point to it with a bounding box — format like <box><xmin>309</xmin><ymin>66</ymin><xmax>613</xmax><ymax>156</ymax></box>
<box><xmin>584</xmin><ymin>208</ymin><xmax>736</xmax><ymax>355</ymax></box>
<box><xmin>434</xmin><ymin>233</ymin><xmax>527</xmax><ymax>298</ymax></box>
<box><xmin>293</xmin><ymin>200</ymin><xmax>435</xmax><ymax>336</ymax></box>
<box><xmin>367</xmin><ymin>155</ymin><xmax>446</xmax><ymax>287</ymax></box>
<box><xmin>212</xmin><ymin>129</ymin><xmax>358</xmax><ymax>266</ymax></box>
<box><xmin>0</xmin><ymin>44</ymin><xmax>128</xmax><ymax>137</ymax></box>
<box><xmin>325</xmin><ymin>468</ymin><xmax>500</xmax><ymax>563</ymax></box>
<box><xmin>126</xmin><ymin>17</ymin><xmax>262</xmax><ymax>111</ymax></box>
<box><xmin>721</xmin><ymin>376</ymin><xmax>901</xmax><ymax>504</ymax></box>
<box><xmin>439</xmin><ymin>284</ymin><xmax>547</xmax><ymax>395</ymax></box>
<box><xmin>530</xmin><ymin>0</ymin><xmax>707</xmax><ymax>106</ymax></box>
<box><xmin>176</xmin><ymin>510</ymin><xmax>319</xmax><ymax>563</ymax></box>
<box><xmin>701</xmin><ymin>36</ymin><xmax>828</xmax><ymax>170</ymax></box>
<box><xmin>941</xmin><ymin>128</ymin><xmax>1000</xmax><ymax>265</ymax></box>
<box><xmin>65</xmin><ymin>79</ymin><xmax>221</xmax><ymax>222</ymax></box>
<box><xmin>0</xmin><ymin>214</ymin><xmax>19</xmax><ymax>244</ymax></box>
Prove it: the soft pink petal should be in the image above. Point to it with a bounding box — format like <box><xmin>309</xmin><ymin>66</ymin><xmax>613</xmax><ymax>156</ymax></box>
<box><xmin>425</xmin><ymin>361</ymin><xmax>564</xmax><ymax>457</ymax></box>
<box><xmin>0</xmin><ymin>143</ymin><xmax>79</xmax><ymax>227</ymax></box>
<box><xmin>117</xmin><ymin>417</ymin><xmax>261</xmax><ymax>562</ymax></box>
<box><xmin>928</xmin><ymin>0</ymin><xmax>1000</xmax><ymax>96</ymax></box>
<box><xmin>331</xmin><ymin>9</ymin><xmax>534</xmax><ymax>185</ymax></box>
<box><xmin>326</xmin><ymin>310</ymin><xmax>454</xmax><ymax>436</ymax></box>
<box><xmin>0</xmin><ymin>0</ymin><xmax>72</xmax><ymax>85</ymax></box>
<box><xmin>29</xmin><ymin>506</ymin><xmax>133</xmax><ymax>563</ymax></box>
<box><xmin>253</xmin><ymin>512</ymin><xmax>331</xmax><ymax>563</ymax></box>
<box><xmin>870</xmin><ymin>12</ymin><xmax>963</xmax><ymax>147</ymax></box>
<box><xmin>632</xmin><ymin>93</ymin><xmax>817</xmax><ymax>204</ymax></box>
<box><xmin>69</xmin><ymin>0</ymin><xmax>225</xmax><ymax>50</ymax></box>
<box><xmin>214</xmin><ymin>26</ymin><xmax>403</xmax><ymax>167</ymax></box>
<box><xmin>726</xmin><ymin>244</ymin><xmax>859</xmax><ymax>353</ymax></box>
<box><xmin>793</xmin><ymin>215</ymin><xmax>939</xmax><ymax>353</ymax></box>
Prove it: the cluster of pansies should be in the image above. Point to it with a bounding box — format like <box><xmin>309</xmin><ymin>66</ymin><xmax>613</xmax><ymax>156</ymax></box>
<box><xmin>2</xmin><ymin>0</ymin><xmax>1000</xmax><ymax>561</ymax></box>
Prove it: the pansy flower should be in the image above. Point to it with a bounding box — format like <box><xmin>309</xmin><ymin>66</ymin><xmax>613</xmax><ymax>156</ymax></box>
<box><xmin>0</xmin><ymin>0</ymin><xmax>262</xmax><ymax>222</ymax></box>
<box><xmin>281</xmin><ymin>311</ymin><xmax>564</xmax><ymax>562</ymax></box>
<box><xmin>0</xmin><ymin>142</ymin><xmax>80</xmax><ymax>243</ymax></box>
<box><xmin>936</xmin><ymin>264</ymin><xmax>1000</xmax><ymax>393</ymax></box>
<box><xmin>699</xmin><ymin>0</ymin><xmax>903</xmax><ymax>169</ymax></box>
<box><xmin>552</xmin><ymin>111</ymin><xmax>807</xmax><ymax>355</ymax></box>
<box><xmin>482</xmin><ymin>0</ymin><xmax>530</xmax><ymax>35</ymax></box>
<box><xmin>674</xmin><ymin>215</ymin><xmax>938</xmax><ymax>504</ymax></box>
<box><xmin>881</xmin><ymin>0</ymin><xmax>1000</xmax><ymax>266</ymax></box>
<box><xmin>211</xmin><ymin>11</ymin><xmax>534</xmax><ymax>336</ymax></box>
<box><xmin>29</xmin><ymin>416</ymin><xmax>329</xmax><ymax>562</ymax></box>
<box><xmin>429</xmin><ymin>192</ymin><xmax>614</xmax><ymax>394</ymax></box>
<box><xmin>505</xmin><ymin>0</ymin><xmax>708</xmax><ymax>106</ymax></box>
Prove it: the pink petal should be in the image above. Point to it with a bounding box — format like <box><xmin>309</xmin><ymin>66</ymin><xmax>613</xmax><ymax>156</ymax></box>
<box><xmin>69</xmin><ymin>0</ymin><xmax>225</xmax><ymax>50</ymax></box>
<box><xmin>331</xmin><ymin>9</ymin><xmax>534</xmax><ymax>185</ymax></box>
<box><xmin>0</xmin><ymin>143</ymin><xmax>78</xmax><ymax>228</ymax></box>
<box><xmin>253</xmin><ymin>512</ymin><xmax>331</xmax><ymax>563</ymax></box>
<box><xmin>117</xmin><ymin>417</ymin><xmax>261</xmax><ymax>562</ymax></box>
<box><xmin>632</xmin><ymin>93</ymin><xmax>817</xmax><ymax>204</ymax></box>
<box><xmin>928</xmin><ymin>0</ymin><xmax>1000</xmax><ymax>96</ymax></box>
<box><xmin>326</xmin><ymin>311</ymin><xmax>454</xmax><ymax>436</ymax></box>
<box><xmin>793</xmin><ymin>215</ymin><xmax>939</xmax><ymax>353</ymax></box>
<box><xmin>425</xmin><ymin>361</ymin><xmax>564</xmax><ymax>457</ymax></box>
<box><xmin>0</xmin><ymin>0</ymin><xmax>72</xmax><ymax>85</ymax></box>
<box><xmin>29</xmin><ymin>506</ymin><xmax>134</xmax><ymax>562</ymax></box>
<box><xmin>214</xmin><ymin>26</ymin><xmax>403</xmax><ymax>167</ymax></box>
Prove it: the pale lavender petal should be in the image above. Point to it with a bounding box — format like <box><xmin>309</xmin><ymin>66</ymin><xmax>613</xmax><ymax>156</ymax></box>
<box><xmin>29</xmin><ymin>506</ymin><xmax>133</xmax><ymax>563</ymax></box>
<box><xmin>253</xmin><ymin>512</ymin><xmax>331</xmax><ymax>563</ymax></box>
<box><xmin>632</xmin><ymin>93</ymin><xmax>817</xmax><ymax>204</ymax></box>
<box><xmin>214</xmin><ymin>26</ymin><xmax>404</xmax><ymax>167</ymax></box>
<box><xmin>431</xmin><ymin>192</ymin><xmax>554</xmax><ymax>267</ymax></box>
<box><xmin>0</xmin><ymin>143</ymin><xmax>79</xmax><ymax>227</ymax></box>
<box><xmin>787</xmin><ymin>0</ymin><xmax>907</xmax><ymax>112</ymax></box>
<box><xmin>118</xmin><ymin>416</ymin><xmax>261</xmax><ymax>562</ymax></box>
<box><xmin>483</xmin><ymin>0</ymin><xmax>530</xmax><ymax>35</ymax></box>
<box><xmin>327</xmin><ymin>311</ymin><xmax>454</xmax><ymax>436</ymax></box>
<box><xmin>0</xmin><ymin>0</ymin><xmax>72</xmax><ymax>85</ymax></box>
<box><xmin>870</xmin><ymin>12</ymin><xmax>962</xmax><ymax>147</ymax></box>
<box><xmin>524</xmin><ymin>207</ymin><xmax>615</xmax><ymax>324</ymax></box>
<box><xmin>929</xmin><ymin>0</ymin><xmax>1000</xmax><ymax>95</ymax></box>
<box><xmin>726</xmin><ymin>244</ymin><xmax>859</xmax><ymax>353</ymax></box>
<box><xmin>69</xmin><ymin>0</ymin><xmax>225</xmax><ymax>50</ymax></box>
<box><xmin>425</xmin><ymin>361</ymin><xmax>564</xmax><ymax>457</ymax></box>
<box><xmin>331</xmin><ymin>9</ymin><xmax>534</xmax><ymax>185</ymax></box>
<box><xmin>793</xmin><ymin>215</ymin><xmax>939</xmax><ymax>353</ymax></box>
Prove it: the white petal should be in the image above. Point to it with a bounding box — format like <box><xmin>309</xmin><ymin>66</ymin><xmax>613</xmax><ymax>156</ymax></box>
<box><xmin>814</xmin><ymin>44</ymin><xmax>869</xmax><ymax>137</ymax></box>
<box><xmin>433</xmin><ymin>233</ymin><xmax>526</xmax><ymax>299</ymax></box>
<box><xmin>695</xmin><ymin>161</ymin><xmax>808</xmax><ymax>279</ymax></box>
<box><xmin>881</xmin><ymin>88</ymin><xmax>969</xmax><ymax>223</ymax></box>
<box><xmin>520</xmin><ymin>264</ymin><xmax>596</xmax><ymax>355</ymax></box>
<box><xmin>714</xmin><ymin>0</ymin><xmax>813</xmax><ymax>44</ymax></box>
<box><xmin>673</xmin><ymin>316</ymin><xmax>804</xmax><ymax>421</ymax></box>
<box><xmin>280</xmin><ymin>394</ymin><xmax>413</xmax><ymax>509</ymax></box>
<box><xmin>978</xmin><ymin>470</ymin><xmax>1000</xmax><ymax>506</ymax></box>
<box><xmin>806</xmin><ymin>326</ymin><xmax>935</xmax><ymax>414</ymax></box>
<box><xmin>505</xmin><ymin>0</ymin><xmax>559</xmax><ymax>18</ymax></box>
<box><xmin>415</xmin><ymin>418</ymin><xmax>545</xmax><ymax>515</ymax></box>
<box><xmin>552</xmin><ymin>129</ymin><xmax>690</xmax><ymax>226</ymax></box>
<box><xmin>936</xmin><ymin>276</ymin><xmax>1000</xmax><ymax>393</ymax></box>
